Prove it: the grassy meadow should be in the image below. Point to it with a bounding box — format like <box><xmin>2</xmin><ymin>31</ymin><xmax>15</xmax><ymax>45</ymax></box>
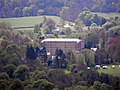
<box><xmin>98</xmin><ymin>65</ymin><xmax>120</xmax><ymax>77</ymax></box>
<box><xmin>0</xmin><ymin>13</ymin><xmax>120</xmax><ymax>30</ymax></box>
<box><xmin>0</xmin><ymin>16</ymin><xmax>61</xmax><ymax>30</ymax></box>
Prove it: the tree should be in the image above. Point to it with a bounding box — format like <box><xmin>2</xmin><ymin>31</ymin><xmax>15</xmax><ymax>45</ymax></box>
<box><xmin>3</xmin><ymin>64</ymin><xmax>16</xmax><ymax>78</ymax></box>
<box><xmin>0</xmin><ymin>80</ymin><xmax>8</xmax><ymax>90</ymax></box>
<box><xmin>99</xmin><ymin>31</ymin><xmax>106</xmax><ymax>48</ymax></box>
<box><xmin>60</xmin><ymin>6</ymin><xmax>70</xmax><ymax>21</ymax></box>
<box><xmin>9</xmin><ymin>57</ymin><xmax>21</xmax><ymax>66</ymax></box>
<box><xmin>101</xmin><ymin>83</ymin><xmax>113</xmax><ymax>90</ymax></box>
<box><xmin>66</xmin><ymin>51</ymin><xmax>76</xmax><ymax>65</ymax></box>
<box><xmin>95</xmin><ymin>49</ymin><xmax>109</xmax><ymax>64</ymax></box>
<box><xmin>43</xmin><ymin>19</ymin><xmax>56</xmax><ymax>34</ymax></box>
<box><xmin>55</xmin><ymin>49</ymin><xmax>67</xmax><ymax>68</ymax></box>
<box><xmin>93</xmin><ymin>81</ymin><xmax>101</xmax><ymax>90</ymax></box>
<box><xmin>29</xmin><ymin>4</ymin><xmax>38</xmax><ymax>16</ymax></box>
<box><xmin>34</xmin><ymin>24</ymin><xmax>40</xmax><ymax>33</ymax></box>
<box><xmin>82</xmin><ymin>49</ymin><xmax>95</xmax><ymax>67</ymax></box>
<box><xmin>108</xmin><ymin>26</ymin><xmax>120</xmax><ymax>37</ymax></box>
<box><xmin>14</xmin><ymin>65</ymin><xmax>29</xmax><ymax>80</ymax></box>
<box><xmin>31</xmin><ymin>70</ymin><xmax>48</xmax><ymax>81</ymax></box>
<box><xmin>90</xmin><ymin>14</ymin><xmax>106</xmax><ymax>26</ymax></box>
<box><xmin>64</xmin><ymin>27</ymin><xmax>72</xmax><ymax>37</ymax></box>
<box><xmin>13</xmin><ymin>7</ymin><xmax>22</xmax><ymax>17</ymax></box>
<box><xmin>1</xmin><ymin>39</ymin><xmax>11</xmax><ymax>49</ymax></box>
<box><xmin>22</xmin><ymin>7</ymin><xmax>30</xmax><ymax>16</ymax></box>
<box><xmin>6</xmin><ymin>44</ymin><xmax>21</xmax><ymax>58</ymax></box>
<box><xmin>48</xmin><ymin>69</ymin><xmax>71</xmax><ymax>89</ymax></box>
<box><xmin>78</xmin><ymin>11</ymin><xmax>92</xmax><ymax>26</ymax></box>
<box><xmin>26</xmin><ymin>45</ymin><xmax>38</xmax><ymax>60</ymax></box>
<box><xmin>0</xmin><ymin>72</ymin><xmax>9</xmax><ymax>80</ymax></box>
<box><xmin>85</xmin><ymin>33</ymin><xmax>99</xmax><ymax>48</ymax></box>
<box><xmin>9</xmin><ymin>79</ymin><xmax>24</xmax><ymax>90</ymax></box>
<box><xmin>102</xmin><ymin>22</ymin><xmax>114</xmax><ymax>30</ymax></box>
<box><xmin>33</xmin><ymin>79</ymin><xmax>55</xmax><ymax>90</ymax></box>
<box><xmin>93</xmin><ymin>81</ymin><xmax>113</xmax><ymax>90</ymax></box>
<box><xmin>74</xmin><ymin>20</ymin><xmax>84</xmax><ymax>32</ymax></box>
<box><xmin>65</xmin><ymin>85</ymin><xmax>88</xmax><ymax>90</ymax></box>
<box><xmin>37</xmin><ymin>9</ymin><xmax>44</xmax><ymax>15</ymax></box>
<box><xmin>105</xmin><ymin>34</ymin><xmax>120</xmax><ymax>62</ymax></box>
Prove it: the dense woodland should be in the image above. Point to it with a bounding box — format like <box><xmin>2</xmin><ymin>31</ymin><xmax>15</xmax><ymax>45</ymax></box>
<box><xmin>1</xmin><ymin>0</ymin><xmax>120</xmax><ymax>21</ymax></box>
<box><xmin>0</xmin><ymin>14</ymin><xmax>120</xmax><ymax>90</ymax></box>
<box><xmin>0</xmin><ymin>0</ymin><xmax>120</xmax><ymax>90</ymax></box>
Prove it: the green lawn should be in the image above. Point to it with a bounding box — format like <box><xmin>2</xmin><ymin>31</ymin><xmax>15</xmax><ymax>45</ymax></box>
<box><xmin>0</xmin><ymin>16</ymin><xmax>61</xmax><ymax>29</ymax></box>
<box><xmin>0</xmin><ymin>13</ymin><xmax>120</xmax><ymax>31</ymax></box>
<box><xmin>98</xmin><ymin>65</ymin><xmax>120</xmax><ymax>77</ymax></box>
<box><xmin>14</xmin><ymin>27</ymin><xmax>34</xmax><ymax>31</ymax></box>
<box><xmin>63</xmin><ymin>69</ymin><xmax>71</xmax><ymax>74</ymax></box>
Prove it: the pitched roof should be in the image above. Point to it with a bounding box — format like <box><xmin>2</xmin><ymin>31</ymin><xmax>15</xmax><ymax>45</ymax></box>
<box><xmin>41</xmin><ymin>38</ymin><xmax>83</xmax><ymax>43</ymax></box>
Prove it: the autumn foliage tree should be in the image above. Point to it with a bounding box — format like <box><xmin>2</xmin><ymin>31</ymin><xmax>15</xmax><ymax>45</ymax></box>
<box><xmin>105</xmin><ymin>36</ymin><xmax>120</xmax><ymax>62</ymax></box>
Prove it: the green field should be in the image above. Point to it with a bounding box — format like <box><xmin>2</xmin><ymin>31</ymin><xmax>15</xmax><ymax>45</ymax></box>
<box><xmin>0</xmin><ymin>13</ymin><xmax>120</xmax><ymax>30</ymax></box>
<box><xmin>98</xmin><ymin>65</ymin><xmax>120</xmax><ymax>77</ymax></box>
<box><xmin>0</xmin><ymin>16</ymin><xmax>61</xmax><ymax>29</ymax></box>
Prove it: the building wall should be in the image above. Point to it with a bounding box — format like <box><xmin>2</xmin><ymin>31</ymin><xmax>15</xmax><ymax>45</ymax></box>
<box><xmin>42</xmin><ymin>40</ymin><xmax>84</xmax><ymax>56</ymax></box>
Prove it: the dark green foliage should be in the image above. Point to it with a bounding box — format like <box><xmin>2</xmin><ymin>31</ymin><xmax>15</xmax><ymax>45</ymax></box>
<box><xmin>95</xmin><ymin>49</ymin><xmax>109</xmax><ymax>65</ymax></box>
<box><xmin>85</xmin><ymin>33</ymin><xmax>99</xmax><ymax>48</ymax></box>
<box><xmin>43</xmin><ymin>18</ymin><xmax>56</xmax><ymax>34</ymax></box>
<box><xmin>105</xmin><ymin>36</ymin><xmax>120</xmax><ymax>62</ymax></box>
<box><xmin>1</xmin><ymin>0</ymin><xmax>119</xmax><ymax>21</ymax></box>
<box><xmin>91</xmin><ymin>14</ymin><xmax>106</xmax><ymax>26</ymax></box>
<box><xmin>9</xmin><ymin>58</ymin><xmax>21</xmax><ymax>66</ymax></box>
<box><xmin>108</xmin><ymin>26</ymin><xmax>120</xmax><ymax>36</ymax></box>
<box><xmin>26</xmin><ymin>45</ymin><xmax>38</xmax><ymax>60</ymax></box>
<box><xmin>2</xmin><ymin>64</ymin><xmax>16</xmax><ymax>78</ymax></box>
<box><xmin>34</xmin><ymin>24</ymin><xmax>40</xmax><ymax>33</ymax></box>
<box><xmin>55</xmin><ymin>49</ymin><xmax>67</xmax><ymax>68</ymax></box>
<box><xmin>65</xmin><ymin>85</ymin><xmax>88</xmax><ymax>90</ymax></box>
<box><xmin>31</xmin><ymin>70</ymin><xmax>48</xmax><ymax>81</ymax></box>
<box><xmin>0</xmin><ymin>72</ymin><xmax>9</xmax><ymax>80</ymax></box>
<box><xmin>6</xmin><ymin>44</ymin><xmax>21</xmax><ymax>59</ymax></box>
<box><xmin>78</xmin><ymin>12</ymin><xmax>106</xmax><ymax>26</ymax></box>
<box><xmin>13</xmin><ymin>7</ymin><xmax>22</xmax><ymax>17</ymax></box>
<box><xmin>0</xmin><ymin>80</ymin><xmax>9</xmax><ymax>90</ymax></box>
<box><xmin>9</xmin><ymin>79</ymin><xmax>24</xmax><ymax>90</ymax></box>
<box><xmin>102</xmin><ymin>22</ymin><xmax>114</xmax><ymax>30</ymax></box>
<box><xmin>14</xmin><ymin>65</ymin><xmax>29</xmax><ymax>81</ymax></box>
<box><xmin>48</xmin><ymin>69</ymin><xmax>72</xmax><ymax>89</ymax></box>
<box><xmin>93</xmin><ymin>81</ymin><xmax>114</xmax><ymax>90</ymax></box>
<box><xmin>0</xmin><ymin>7</ymin><xmax>120</xmax><ymax>90</ymax></box>
<box><xmin>33</xmin><ymin>79</ymin><xmax>55</xmax><ymax>90</ymax></box>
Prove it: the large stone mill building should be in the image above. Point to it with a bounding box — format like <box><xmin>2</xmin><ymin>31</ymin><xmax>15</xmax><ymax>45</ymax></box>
<box><xmin>41</xmin><ymin>38</ymin><xmax>84</xmax><ymax>56</ymax></box>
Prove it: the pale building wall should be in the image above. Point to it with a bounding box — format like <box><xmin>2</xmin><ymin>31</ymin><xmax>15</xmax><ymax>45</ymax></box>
<box><xmin>41</xmin><ymin>39</ymin><xmax>84</xmax><ymax>56</ymax></box>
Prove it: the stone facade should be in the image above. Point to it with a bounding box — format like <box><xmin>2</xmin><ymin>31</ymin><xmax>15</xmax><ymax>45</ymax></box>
<box><xmin>41</xmin><ymin>38</ymin><xmax>84</xmax><ymax>56</ymax></box>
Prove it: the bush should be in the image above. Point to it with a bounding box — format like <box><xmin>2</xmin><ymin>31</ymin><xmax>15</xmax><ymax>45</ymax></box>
<box><xmin>9</xmin><ymin>79</ymin><xmax>24</xmax><ymax>90</ymax></box>
<box><xmin>0</xmin><ymin>72</ymin><xmax>9</xmax><ymax>80</ymax></box>
<box><xmin>0</xmin><ymin>80</ymin><xmax>9</xmax><ymax>90</ymax></box>
<box><xmin>3</xmin><ymin>64</ymin><xmax>16</xmax><ymax>78</ymax></box>
<box><xmin>33</xmin><ymin>79</ymin><xmax>55</xmax><ymax>90</ymax></box>
<box><xmin>14</xmin><ymin>65</ymin><xmax>29</xmax><ymax>80</ymax></box>
<box><xmin>31</xmin><ymin>70</ymin><xmax>48</xmax><ymax>81</ymax></box>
